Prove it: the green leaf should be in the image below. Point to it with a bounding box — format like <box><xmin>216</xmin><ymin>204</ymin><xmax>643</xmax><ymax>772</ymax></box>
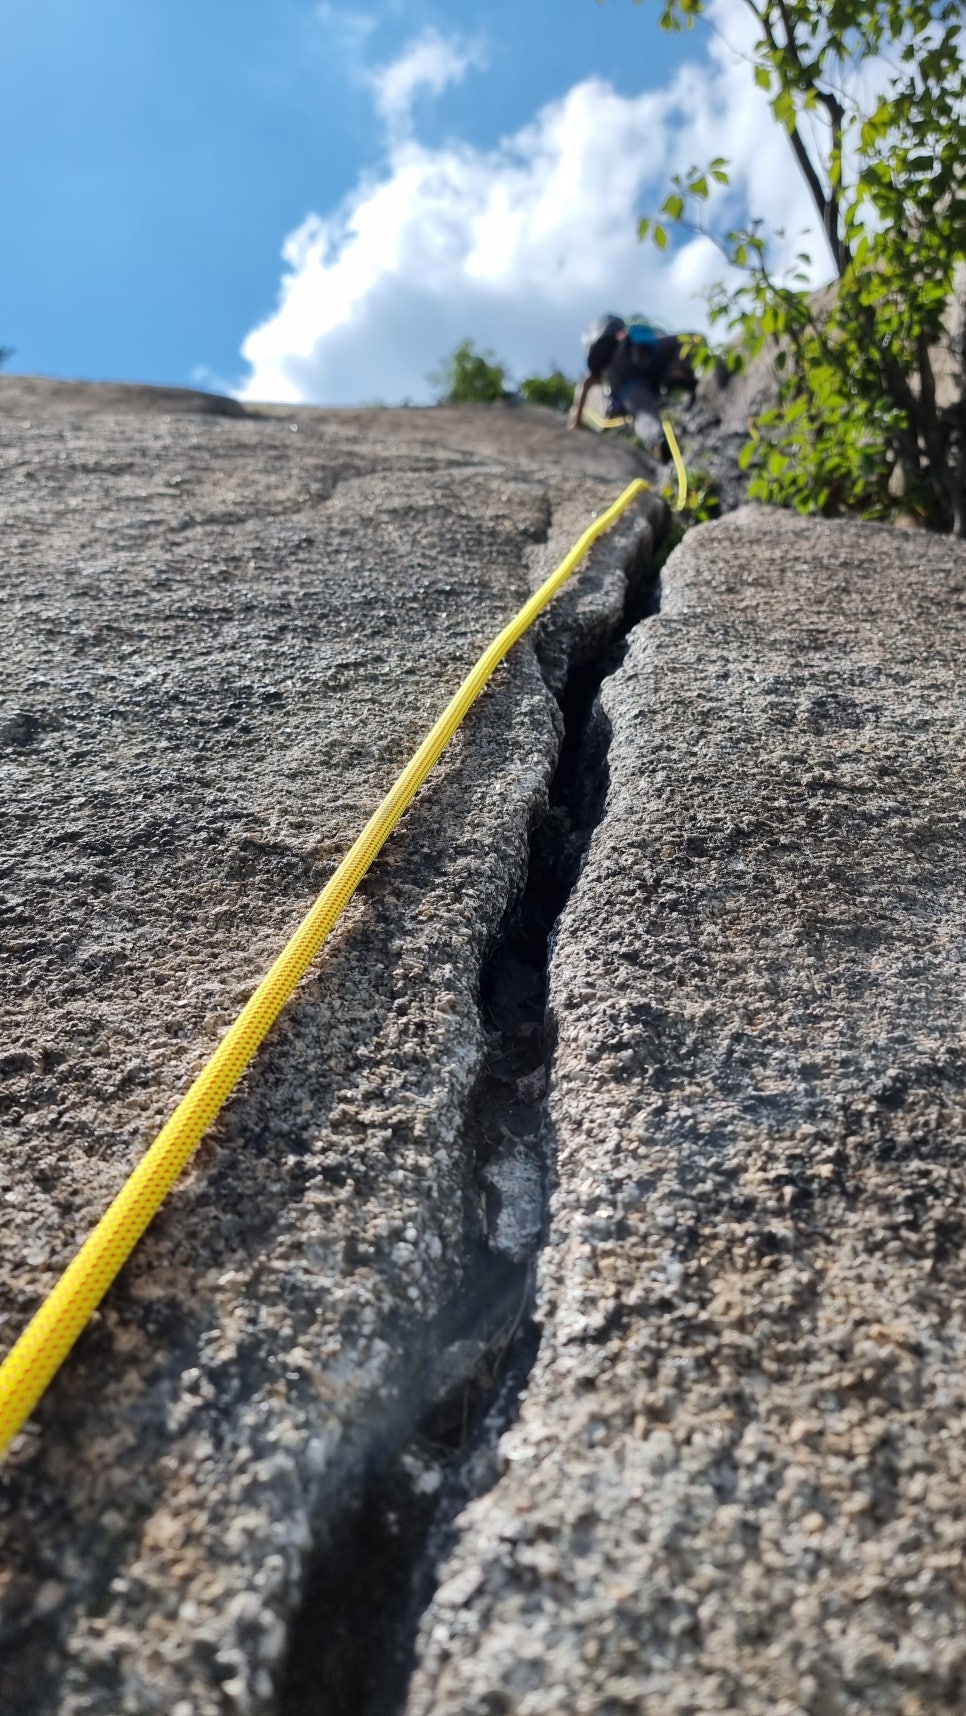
<box><xmin>633</xmin><ymin>0</ymin><xmax>966</xmax><ymax>534</ymax></box>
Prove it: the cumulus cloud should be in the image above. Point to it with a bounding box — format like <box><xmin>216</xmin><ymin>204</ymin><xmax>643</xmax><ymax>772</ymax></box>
<box><xmin>238</xmin><ymin>0</ymin><xmax>831</xmax><ymax>406</ymax></box>
<box><xmin>315</xmin><ymin>2</ymin><xmax>377</xmax><ymax>42</ymax></box>
<box><xmin>369</xmin><ymin>28</ymin><xmax>486</xmax><ymax>136</ymax></box>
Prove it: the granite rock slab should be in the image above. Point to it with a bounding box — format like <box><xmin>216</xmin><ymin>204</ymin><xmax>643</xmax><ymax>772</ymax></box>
<box><xmin>0</xmin><ymin>379</ymin><xmax>663</xmax><ymax>1714</ymax></box>
<box><xmin>406</xmin><ymin>508</ymin><xmax>966</xmax><ymax>1716</ymax></box>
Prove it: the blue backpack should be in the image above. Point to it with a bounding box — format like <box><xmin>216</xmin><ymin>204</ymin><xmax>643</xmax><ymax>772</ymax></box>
<box><xmin>626</xmin><ymin>316</ymin><xmax>664</xmax><ymax>351</ymax></box>
<box><xmin>582</xmin><ymin>314</ymin><xmax>666</xmax><ymax>377</ymax></box>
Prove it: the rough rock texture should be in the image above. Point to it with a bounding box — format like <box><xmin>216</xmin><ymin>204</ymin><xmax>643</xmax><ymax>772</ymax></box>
<box><xmin>406</xmin><ymin>508</ymin><xmax>966</xmax><ymax>1716</ymax></box>
<box><xmin>0</xmin><ymin>372</ymin><xmax>249</xmax><ymax>418</ymax></box>
<box><xmin>0</xmin><ymin>378</ymin><xmax>663</xmax><ymax>1714</ymax></box>
<box><xmin>677</xmin><ymin>353</ymin><xmax>779</xmax><ymax>512</ymax></box>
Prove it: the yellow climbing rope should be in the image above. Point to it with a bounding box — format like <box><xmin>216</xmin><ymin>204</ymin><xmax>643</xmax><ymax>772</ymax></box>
<box><xmin>662</xmin><ymin>416</ymin><xmax>688</xmax><ymax>511</ymax></box>
<box><xmin>0</xmin><ymin>476</ymin><xmax>657</xmax><ymax>1456</ymax></box>
<box><xmin>580</xmin><ymin>407</ymin><xmax>688</xmax><ymax>512</ymax></box>
<box><xmin>580</xmin><ymin>406</ymin><xmax>631</xmax><ymax>433</ymax></box>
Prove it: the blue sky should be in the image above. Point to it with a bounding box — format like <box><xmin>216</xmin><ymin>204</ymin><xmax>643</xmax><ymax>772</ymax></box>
<box><xmin>0</xmin><ymin>0</ymin><xmax>816</xmax><ymax>401</ymax></box>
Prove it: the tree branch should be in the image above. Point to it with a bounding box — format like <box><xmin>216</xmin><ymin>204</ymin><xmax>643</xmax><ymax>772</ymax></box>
<box><xmin>760</xmin><ymin>0</ymin><xmax>848</xmax><ymax>274</ymax></box>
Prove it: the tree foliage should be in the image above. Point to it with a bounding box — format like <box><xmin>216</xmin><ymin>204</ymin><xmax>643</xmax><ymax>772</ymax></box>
<box><xmin>519</xmin><ymin>367</ymin><xmax>576</xmax><ymax>411</ymax></box>
<box><xmin>636</xmin><ymin>0</ymin><xmax>966</xmax><ymax>533</ymax></box>
<box><xmin>432</xmin><ymin>343</ymin><xmax>577</xmax><ymax>412</ymax></box>
<box><xmin>431</xmin><ymin>340</ymin><xmax>508</xmax><ymax>403</ymax></box>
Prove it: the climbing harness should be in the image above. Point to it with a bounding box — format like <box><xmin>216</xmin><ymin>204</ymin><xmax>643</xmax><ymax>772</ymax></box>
<box><xmin>0</xmin><ymin>472</ymin><xmax>681</xmax><ymax>1456</ymax></box>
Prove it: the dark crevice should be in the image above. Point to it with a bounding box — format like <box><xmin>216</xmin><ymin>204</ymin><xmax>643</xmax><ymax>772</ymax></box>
<box><xmin>277</xmin><ymin>528</ymin><xmax>662</xmax><ymax>1716</ymax></box>
<box><xmin>277</xmin><ymin>1259</ymin><xmax>537</xmax><ymax>1716</ymax></box>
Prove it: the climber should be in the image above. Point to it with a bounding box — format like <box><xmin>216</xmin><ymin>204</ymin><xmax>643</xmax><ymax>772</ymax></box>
<box><xmin>568</xmin><ymin>314</ymin><xmax>696</xmax><ymax>454</ymax></box>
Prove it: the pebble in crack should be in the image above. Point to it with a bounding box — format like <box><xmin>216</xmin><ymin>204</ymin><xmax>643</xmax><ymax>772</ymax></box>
<box><xmin>481</xmin><ymin>1142</ymin><xmax>545</xmax><ymax>1264</ymax></box>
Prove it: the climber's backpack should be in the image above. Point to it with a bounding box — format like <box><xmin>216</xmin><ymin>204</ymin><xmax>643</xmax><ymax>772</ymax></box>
<box><xmin>582</xmin><ymin>314</ymin><xmax>667</xmax><ymax>379</ymax></box>
<box><xmin>627</xmin><ymin>317</ymin><xmax>671</xmax><ymax>380</ymax></box>
<box><xmin>626</xmin><ymin>316</ymin><xmax>663</xmax><ymax>354</ymax></box>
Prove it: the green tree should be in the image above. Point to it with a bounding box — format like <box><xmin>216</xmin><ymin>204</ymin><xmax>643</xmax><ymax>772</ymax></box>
<box><xmin>519</xmin><ymin>368</ymin><xmax>577</xmax><ymax>411</ymax></box>
<box><xmin>636</xmin><ymin>0</ymin><xmax>966</xmax><ymax>534</ymax></box>
<box><xmin>431</xmin><ymin>340</ymin><xmax>508</xmax><ymax>403</ymax></box>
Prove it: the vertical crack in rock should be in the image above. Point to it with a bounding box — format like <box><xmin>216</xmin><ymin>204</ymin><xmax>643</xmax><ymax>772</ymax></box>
<box><xmin>277</xmin><ymin>541</ymin><xmax>660</xmax><ymax>1716</ymax></box>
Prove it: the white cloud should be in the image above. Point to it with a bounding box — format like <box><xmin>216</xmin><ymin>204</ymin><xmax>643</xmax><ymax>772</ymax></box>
<box><xmin>314</xmin><ymin>3</ymin><xmax>378</xmax><ymax>49</ymax></box>
<box><xmin>369</xmin><ymin>28</ymin><xmax>485</xmax><ymax>136</ymax></box>
<box><xmin>238</xmin><ymin>4</ymin><xmax>832</xmax><ymax>407</ymax></box>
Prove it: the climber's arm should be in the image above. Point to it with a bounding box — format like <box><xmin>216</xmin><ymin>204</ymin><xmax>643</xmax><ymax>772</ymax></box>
<box><xmin>568</xmin><ymin>373</ymin><xmax>595</xmax><ymax>431</ymax></box>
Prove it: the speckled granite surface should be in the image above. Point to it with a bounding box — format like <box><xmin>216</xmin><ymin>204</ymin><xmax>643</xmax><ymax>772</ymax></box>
<box><xmin>407</xmin><ymin>509</ymin><xmax>966</xmax><ymax>1716</ymax></box>
<box><xmin>0</xmin><ymin>378</ymin><xmax>662</xmax><ymax>1714</ymax></box>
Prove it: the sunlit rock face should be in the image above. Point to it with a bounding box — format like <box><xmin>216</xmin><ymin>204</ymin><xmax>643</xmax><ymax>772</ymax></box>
<box><xmin>0</xmin><ymin>376</ymin><xmax>663</xmax><ymax>1716</ymax></box>
<box><xmin>5</xmin><ymin>372</ymin><xmax>965</xmax><ymax>1716</ymax></box>
<box><xmin>407</xmin><ymin>506</ymin><xmax>966</xmax><ymax>1716</ymax></box>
